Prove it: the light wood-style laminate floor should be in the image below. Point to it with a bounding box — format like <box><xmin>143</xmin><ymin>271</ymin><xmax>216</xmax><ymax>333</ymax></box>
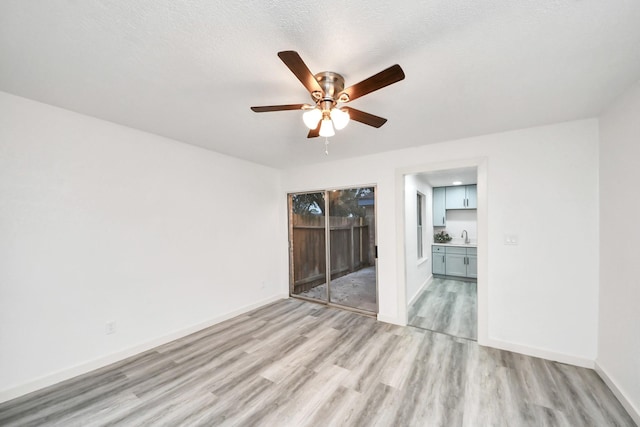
<box><xmin>0</xmin><ymin>299</ymin><xmax>634</xmax><ymax>426</ymax></box>
<box><xmin>408</xmin><ymin>278</ymin><xmax>477</xmax><ymax>340</ymax></box>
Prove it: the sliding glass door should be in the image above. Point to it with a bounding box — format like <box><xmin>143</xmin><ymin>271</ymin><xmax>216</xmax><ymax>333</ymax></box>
<box><xmin>289</xmin><ymin>192</ymin><xmax>328</xmax><ymax>302</ymax></box>
<box><xmin>288</xmin><ymin>187</ymin><xmax>377</xmax><ymax>313</ymax></box>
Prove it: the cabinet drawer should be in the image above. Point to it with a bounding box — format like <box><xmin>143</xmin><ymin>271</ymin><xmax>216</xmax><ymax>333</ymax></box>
<box><xmin>466</xmin><ymin>247</ymin><xmax>477</xmax><ymax>255</ymax></box>
<box><xmin>432</xmin><ymin>245</ymin><xmax>446</xmax><ymax>253</ymax></box>
<box><xmin>445</xmin><ymin>246</ymin><xmax>467</xmax><ymax>255</ymax></box>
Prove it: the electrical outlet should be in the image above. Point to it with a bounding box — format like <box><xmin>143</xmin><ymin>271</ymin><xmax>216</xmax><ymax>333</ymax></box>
<box><xmin>105</xmin><ymin>321</ymin><xmax>117</xmax><ymax>335</ymax></box>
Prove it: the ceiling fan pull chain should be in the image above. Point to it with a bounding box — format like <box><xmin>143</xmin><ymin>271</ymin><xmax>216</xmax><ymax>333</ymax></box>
<box><xmin>324</xmin><ymin>138</ymin><xmax>330</xmax><ymax>155</ymax></box>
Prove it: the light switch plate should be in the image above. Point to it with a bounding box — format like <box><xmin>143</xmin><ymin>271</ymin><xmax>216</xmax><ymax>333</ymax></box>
<box><xmin>504</xmin><ymin>234</ymin><xmax>518</xmax><ymax>245</ymax></box>
<box><xmin>105</xmin><ymin>321</ymin><xmax>117</xmax><ymax>335</ymax></box>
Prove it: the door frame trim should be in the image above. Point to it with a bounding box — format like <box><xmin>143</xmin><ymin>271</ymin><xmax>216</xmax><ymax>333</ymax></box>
<box><xmin>395</xmin><ymin>157</ymin><xmax>488</xmax><ymax>346</ymax></box>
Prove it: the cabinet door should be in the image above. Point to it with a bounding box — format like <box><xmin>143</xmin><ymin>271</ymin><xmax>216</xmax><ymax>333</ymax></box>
<box><xmin>466</xmin><ymin>254</ymin><xmax>477</xmax><ymax>278</ymax></box>
<box><xmin>445</xmin><ymin>253</ymin><xmax>467</xmax><ymax>277</ymax></box>
<box><xmin>432</xmin><ymin>187</ymin><xmax>446</xmax><ymax>226</ymax></box>
<box><xmin>445</xmin><ymin>186</ymin><xmax>466</xmax><ymax>209</ymax></box>
<box><xmin>432</xmin><ymin>253</ymin><xmax>446</xmax><ymax>275</ymax></box>
<box><xmin>465</xmin><ymin>185</ymin><xmax>477</xmax><ymax>209</ymax></box>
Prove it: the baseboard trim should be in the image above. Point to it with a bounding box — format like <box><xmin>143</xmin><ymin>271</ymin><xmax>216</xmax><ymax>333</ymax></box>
<box><xmin>377</xmin><ymin>314</ymin><xmax>405</xmax><ymax>326</ymax></box>
<box><xmin>594</xmin><ymin>361</ymin><xmax>640</xmax><ymax>425</ymax></box>
<box><xmin>0</xmin><ymin>293</ymin><xmax>289</xmax><ymax>404</ymax></box>
<box><xmin>408</xmin><ymin>276</ymin><xmax>433</xmax><ymax>307</ymax></box>
<box><xmin>484</xmin><ymin>337</ymin><xmax>594</xmax><ymax>369</ymax></box>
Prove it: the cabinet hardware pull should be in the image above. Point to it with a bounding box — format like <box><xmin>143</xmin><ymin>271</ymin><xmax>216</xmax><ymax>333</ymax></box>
<box><xmin>442</xmin><ymin>216</ymin><xmax>445</xmax><ymax>224</ymax></box>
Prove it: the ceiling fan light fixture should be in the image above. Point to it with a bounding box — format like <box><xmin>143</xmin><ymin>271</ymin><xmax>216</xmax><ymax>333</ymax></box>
<box><xmin>330</xmin><ymin>107</ymin><xmax>350</xmax><ymax>130</ymax></box>
<box><xmin>302</xmin><ymin>107</ymin><xmax>322</xmax><ymax>129</ymax></box>
<box><xmin>251</xmin><ymin>51</ymin><xmax>405</xmax><ymax>143</ymax></box>
<box><xmin>319</xmin><ymin>118</ymin><xmax>335</xmax><ymax>137</ymax></box>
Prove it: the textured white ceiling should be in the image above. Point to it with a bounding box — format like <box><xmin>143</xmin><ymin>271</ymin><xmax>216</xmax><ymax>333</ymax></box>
<box><xmin>1</xmin><ymin>1</ymin><xmax>639</xmax><ymax>168</ymax></box>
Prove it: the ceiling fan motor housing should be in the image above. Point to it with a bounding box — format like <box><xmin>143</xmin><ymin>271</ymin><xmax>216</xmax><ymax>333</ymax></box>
<box><xmin>313</xmin><ymin>72</ymin><xmax>346</xmax><ymax>107</ymax></box>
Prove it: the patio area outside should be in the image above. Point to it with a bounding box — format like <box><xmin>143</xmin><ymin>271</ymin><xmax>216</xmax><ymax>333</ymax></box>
<box><xmin>297</xmin><ymin>266</ymin><xmax>377</xmax><ymax>313</ymax></box>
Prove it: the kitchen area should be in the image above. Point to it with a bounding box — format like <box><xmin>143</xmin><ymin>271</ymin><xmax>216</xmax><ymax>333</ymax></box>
<box><xmin>432</xmin><ymin>183</ymin><xmax>477</xmax><ymax>280</ymax></box>
<box><xmin>406</xmin><ymin>168</ymin><xmax>478</xmax><ymax>340</ymax></box>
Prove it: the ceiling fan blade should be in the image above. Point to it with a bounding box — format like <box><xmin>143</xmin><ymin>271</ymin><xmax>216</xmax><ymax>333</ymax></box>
<box><xmin>250</xmin><ymin>104</ymin><xmax>306</xmax><ymax>112</ymax></box>
<box><xmin>307</xmin><ymin>121</ymin><xmax>321</xmax><ymax>138</ymax></box>
<box><xmin>339</xmin><ymin>64</ymin><xmax>405</xmax><ymax>102</ymax></box>
<box><xmin>343</xmin><ymin>107</ymin><xmax>388</xmax><ymax>128</ymax></box>
<box><xmin>278</xmin><ymin>51</ymin><xmax>324</xmax><ymax>95</ymax></box>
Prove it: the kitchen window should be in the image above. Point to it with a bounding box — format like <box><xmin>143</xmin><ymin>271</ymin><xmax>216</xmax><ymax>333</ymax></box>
<box><xmin>417</xmin><ymin>192</ymin><xmax>425</xmax><ymax>259</ymax></box>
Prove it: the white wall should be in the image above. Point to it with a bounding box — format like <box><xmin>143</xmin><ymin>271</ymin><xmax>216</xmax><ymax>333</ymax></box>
<box><xmin>597</xmin><ymin>80</ymin><xmax>640</xmax><ymax>422</ymax></box>
<box><xmin>404</xmin><ymin>175</ymin><xmax>433</xmax><ymax>304</ymax></box>
<box><xmin>0</xmin><ymin>88</ymin><xmax>607</xmax><ymax>402</ymax></box>
<box><xmin>284</xmin><ymin>118</ymin><xmax>600</xmax><ymax>365</ymax></box>
<box><xmin>0</xmin><ymin>92</ymin><xmax>285</xmax><ymax>401</ymax></box>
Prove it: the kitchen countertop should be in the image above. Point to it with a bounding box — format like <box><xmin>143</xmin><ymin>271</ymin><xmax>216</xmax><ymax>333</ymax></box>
<box><xmin>432</xmin><ymin>242</ymin><xmax>477</xmax><ymax>248</ymax></box>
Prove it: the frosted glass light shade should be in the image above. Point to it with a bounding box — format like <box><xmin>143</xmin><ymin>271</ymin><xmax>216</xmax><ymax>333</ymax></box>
<box><xmin>302</xmin><ymin>108</ymin><xmax>322</xmax><ymax>129</ymax></box>
<box><xmin>330</xmin><ymin>108</ymin><xmax>350</xmax><ymax>130</ymax></box>
<box><xmin>319</xmin><ymin>118</ymin><xmax>335</xmax><ymax>137</ymax></box>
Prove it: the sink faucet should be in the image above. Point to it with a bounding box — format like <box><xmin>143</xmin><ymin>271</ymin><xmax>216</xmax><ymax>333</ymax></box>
<box><xmin>461</xmin><ymin>230</ymin><xmax>470</xmax><ymax>244</ymax></box>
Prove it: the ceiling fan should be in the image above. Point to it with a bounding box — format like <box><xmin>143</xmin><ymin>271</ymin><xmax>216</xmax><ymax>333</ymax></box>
<box><xmin>251</xmin><ymin>51</ymin><xmax>405</xmax><ymax>138</ymax></box>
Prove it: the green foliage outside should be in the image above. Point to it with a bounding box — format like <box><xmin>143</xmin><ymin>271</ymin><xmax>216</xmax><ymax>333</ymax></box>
<box><xmin>292</xmin><ymin>188</ymin><xmax>374</xmax><ymax>218</ymax></box>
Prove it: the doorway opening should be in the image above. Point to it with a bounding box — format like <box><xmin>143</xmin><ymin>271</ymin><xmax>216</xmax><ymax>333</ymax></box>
<box><xmin>288</xmin><ymin>187</ymin><xmax>378</xmax><ymax>314</ymax></box>
<box><xmin>404</xmin><ymin>167</ymin><xmax>479</xmax><ymax>340</ymax></box>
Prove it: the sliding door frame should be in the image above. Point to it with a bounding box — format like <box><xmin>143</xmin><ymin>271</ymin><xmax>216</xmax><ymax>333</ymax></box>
<box><xmin>288</xmin><ymin>185</ymin><xmax>378</xmax><ymax>315</ymax></box>
<box><xmin>288</xmin><ymin>190</ymin><xmax>328</xmax><ymax>302</ymax></box>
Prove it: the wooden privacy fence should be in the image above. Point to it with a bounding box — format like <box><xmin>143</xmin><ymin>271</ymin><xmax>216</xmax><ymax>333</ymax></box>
<box><xmin>290</xmin><ymin>214</ymin><xmax>372</xmax><ymax>293</ymax></box>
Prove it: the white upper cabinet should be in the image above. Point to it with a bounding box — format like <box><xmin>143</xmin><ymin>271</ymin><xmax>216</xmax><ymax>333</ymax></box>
<box><xmin>433</xmin><ymin>187</ymin><xmax>446</xmax><ymax>226</ymax></box>
<box><xmin>445</xmin><ymin>184</ymin><xmax>477</xmax><ymax>209</ymax></box>
<box><xmin>466</xmin><ymin>185</ymin><xmax>477</xmax><ymax>209</ymax></box>
<box><xmin>445</xmin><ymin>186</ymin><xmax>466</xmax><ymax>209</ymax></box>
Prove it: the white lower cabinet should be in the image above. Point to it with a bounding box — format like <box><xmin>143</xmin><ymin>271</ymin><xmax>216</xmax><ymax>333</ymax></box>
<box><xmin>445</xmin><ymin>247</ymin><xmax>467</xmax><ymax>276</ymax></box>
<box><xmin>432</xmin><ymin>253</ymin><xmax>446</xmax><ymax>275</ymax></box>
<box><xmin>433</xmin><ymin>245</ymin><xmax>477</xmax><ymax>279</ymax></box>
<box><xmin>432</xmin><ymin>245</ymin><xmax>446</xmax><ymax>275</ymax></box>
<box><xmin>467</xmin><ymin>252</ymin><xmax>477</xmax><ymax>278</ymax></box>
